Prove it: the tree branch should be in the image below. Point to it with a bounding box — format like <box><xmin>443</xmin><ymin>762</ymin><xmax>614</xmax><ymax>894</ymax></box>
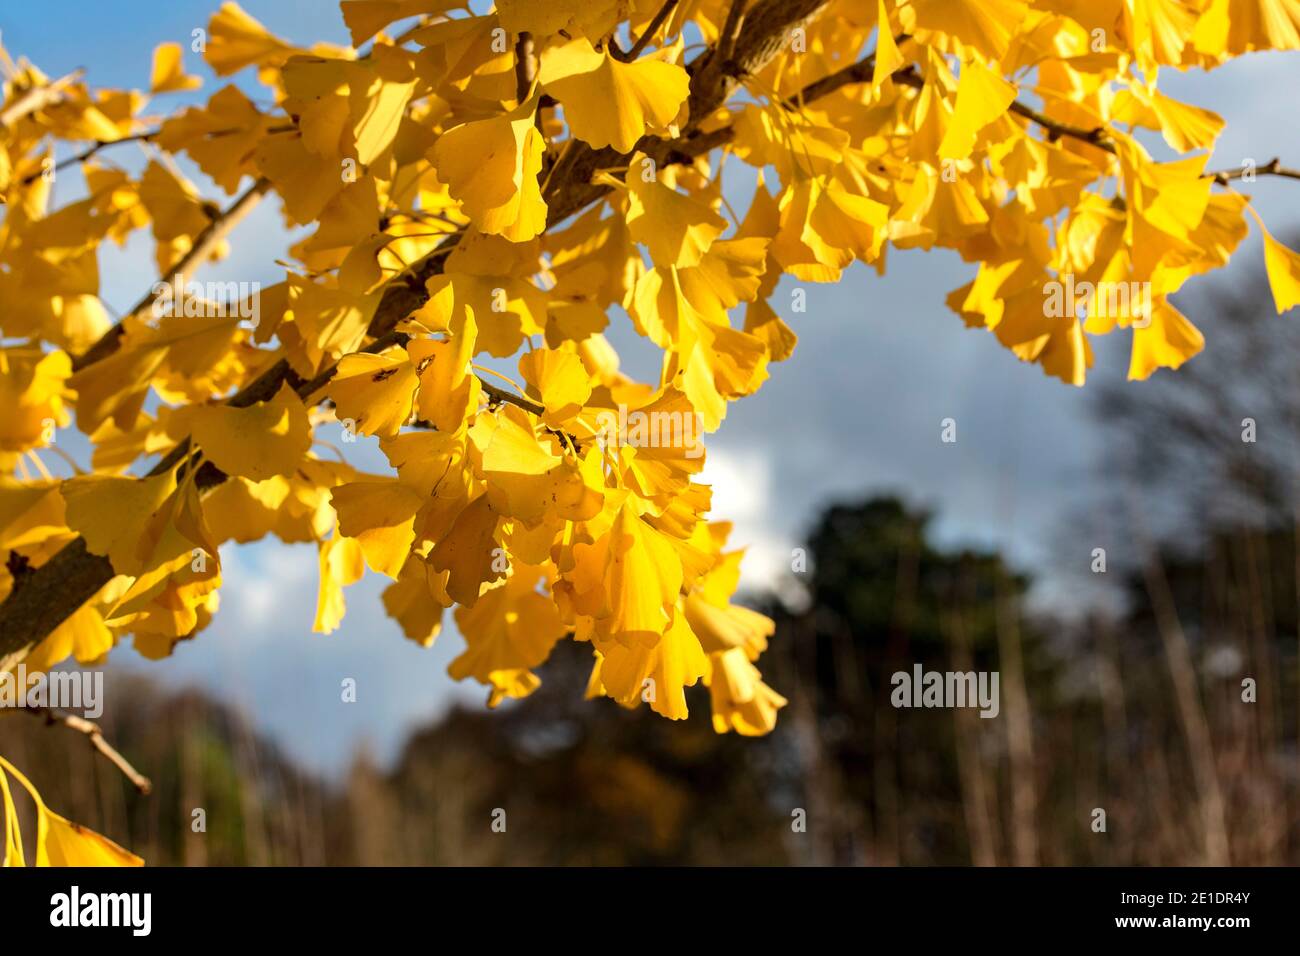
<box><xmin>715</xmin><ymin>0</ymin><xmax>749</xmax><ymax>65</ymax></box>
<box><xmin>22</xmin><ymin>706</ymin><xmax>153</xmax><ymax>795</ymax></box>
<box><xmin>71</xmin><ymin>176</ymin><xmax>272</xmax><ymax>372</ymax></box>
<box><xmin>513</xmin><ymin>32</ymin><xmax>536</xmax><ymax>104</ymax></box>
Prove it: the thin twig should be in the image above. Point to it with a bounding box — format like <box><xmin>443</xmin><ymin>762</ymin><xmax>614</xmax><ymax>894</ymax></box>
<box><xmin>615</xmin><ymin>0</ymin><xmax>681</xmax><ymax>61</ymax></box>
<box><xmin>782</xmin><ymin>34</ymin><xmax>909</xmax><ymax>108</ymax></box>
<box><xmin>20</xmin><ymin>123</ymin><xmax>296</xmax><ymax>186</ymax></box>
<box><xmin>1008</xmin><ymin>98</ymin><xmax>1115</xmax><ymax>152</ymax></box>
<box><xmin>356</xmin><ymin>14</ymin><xmax>435</xmax><ymax>58</ymax></box>
<box><xmin>21</xmin><ymin>131</ymin><xmax>156</xmax><ymax>185</ymax></box>
<box><xmin>889</xmin><ymin>67</ymin><xmax>1119</xmax><ymax>153</ymax></box>
<box><xmin>23</xmin><ymin>706</ymin><xmax>153</xmax><ymax>795</ymax></box>
<box><xmin>479</xmin><ymin>377</ymin><xmax>545</xmax><ymax>416</ymax></box>
<box><xmin>1209</xmin><ymin>156</ymin><xmax>1300</xmax><ymax>185</ymax></box>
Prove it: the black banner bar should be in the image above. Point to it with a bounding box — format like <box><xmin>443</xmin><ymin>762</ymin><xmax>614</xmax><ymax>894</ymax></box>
<box><xmin>1</xmin><ymin>867</ymin><xmax>1283</xmax><ymax>942</ymax></box>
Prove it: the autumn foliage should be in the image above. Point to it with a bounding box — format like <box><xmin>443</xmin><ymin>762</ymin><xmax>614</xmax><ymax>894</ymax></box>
<box><xmin>2</xmin><ymin>0</ymin><xmax>1300</xmax><ymax>864</ymax></box>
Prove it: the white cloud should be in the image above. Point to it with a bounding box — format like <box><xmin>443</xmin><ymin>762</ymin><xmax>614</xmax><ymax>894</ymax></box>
<box><xmin>700</xmin><ymin>447</ymin><xmax>795</xmax><ymax>596</ymax></box>
<box><xmin>216</xmin><ymin>540</ymin><xmax>317</xmax><ymax>640</ymax></box>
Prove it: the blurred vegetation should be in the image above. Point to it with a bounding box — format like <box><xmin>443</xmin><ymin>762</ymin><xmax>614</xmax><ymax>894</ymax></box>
<box><xmin>6</xmin><ymin>483</ymin><xmax>1296</xmax><ymax>865</ymax></box>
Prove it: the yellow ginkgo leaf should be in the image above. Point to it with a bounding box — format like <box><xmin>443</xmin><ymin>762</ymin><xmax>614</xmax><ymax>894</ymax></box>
<box><xmin>625</xmin><ymin>152</ymin><xmax>727</xmax><ymax>269</ymax></box>
<box><xmin>1148</xmin><ymin>87</ymin><xmax>1224</xmax><ymax>153</ymax></box>
<box><xmin>349</xmin><ymin>53</ymin><xmax>417</xmax><ymax>166</ymax></box>
<box><xmin>1128</xmin><ymin>298</ymin><xmax>1204</xmax><ymax>380</ymax></box>
<box><xmin>494</xmin><ymin>0</ymin><xmax>584</xmax><ymax>37</ymax></box>
<box><xmin>330</xmin><ymin>479</ymin><xmax>424</xmax><ymax>579</ymax></box>
<box><xmin>432</xmin><ymin>97</ymin><xmax>547</xmax><ymax>241</ymax></box>
<box><xmin>327</xmin><ymin>348</ymin><xmax>418</xmax><ymax>438</ymax></box>
<box><xmin>61</xmin><ymin>470</ymin><xmax>180</xmax><ymax>576</ymax></box>
<box><xmin>1128</xmin><ymin>0</ymin><xmax>1199</xmax><ymax>73</ymax></box>
<box><xmin>938</xmin><ymin>58</ymin><xmax>1017</xmax><ymax>160</ymax></box>
<box><xmin>94</xmin><ymin>473</ymin><xmax>223</xmax><ymax>644</ymax></box>
<box><xmin>873</xmin><ymin>0</ymin><xmax>906</xmax><ymax>92</ymax></box>
<box><xmin>495</xmin><ymin>0</ymin><xmax>628</xmax><ymax>40</ymax></box>
<box><xmin>568</xmin><ymin>501</ymin><xmax>683</xmax><ymax>648</ymax></box>
<box><xmin>149</xmin><ymin>42</ymin><xmax>202</xmax><ymax>94</ymax></box>
<box><xmin>1</xmin><ymin>762</ymin><xmax>24</xmax><ymax>867</ymax></box>
<box><xmin>69</xmin><ymin>315</ymin><xmax>240</xmax><ymax>434</ymax></box>
<box><xmin>0</xmin><ymin>349</ymin><xmax>70</xmax><ymax>458</ymax></box>
<box><xmin>340</xmin><ymin>0</ymin><xmax>460</xmax><ymax>46</ymax></box>
<box><xmin>409</xmin><ymin>309</ymin><xmax>481</xmax><ymax>433</ymax></box>
<box><xmin>539</xmin><ymin>37</ymin><xmax>690</xmax><ymax>153</ymax></box>
<box><xmin>613</xmin><ymin>387</ymin><xmax>707</xmax><ymax>502</ymax></box>
<box><xmin>283</xmin><ymin>279</ymin><xmax>381</xmax><ymax>366</ymax></box>
<box><xmin>0</xmin><ymin>480</ymin><xmax>66</xmax><ymax>549</ymax></box>
<box><xmin>254</xmin><ymin>133</ymin><xmax>349</xmax><ymax>227</ymax></box>
<box><xmin>205</xmin><ymin>1</ymin><xmax>293</xmax><ymax>76</ymax></box>
<box><xmin>202</xmin><ymin>475</ymin><xmax>297</xmax><ymax>545</ymax></box>
<box><xmin>631</xmin><ymin>264</ymin><xmax>707</xmax><ymax>352</ymax></box>
<box><xmin>684</xmin><ymin>590</ymin><xmax>774</xmax><ymax>658</ymax></box>
<box><xmin>677</xmin><ymin>237</ymin><xmax>769</xmax><ymax>318</ymax></box>
<box><xmin>518</xmin><ymin>347</ymin><xmax>592</xmax><ymax>428</ymax></box>
<box><xmin>772</xmin><ymin>177</ymin><xmax>888</xmax><ymax>282</ymax></box>
<box><xmin>595</xmin><ymin>609</ymin><xmax>708</xmax><ymax>719</ymax></box>
<box><xmin>25</xmin><ymin>601</ymin><xmax>116</xmax><ymax>673</ymax></box>
<box><xmin>313</xmin><ymin>534</ymin><xmax>365</xmax><ymax>633</ymax></box>
<box><xmin>451</xmin><ymin>563</ymin><xmax>567</xmax><ymax>705</ymax></box>
<box><xmin>1250</xmin><ymin>208</ymin><xmax>1300</xmax><ymax>313</ymax></box>
<box><xmin>154</xmin><ymin>85</ymin><xmax>270</xmax><ymax>194</ymax></box>
<box><xmin>38</xmin><ymin>808</ymin><xmax>144</xmax><ymax>867</ymax></box>
<box><xmin>429</xmin><ymin>492</ymin><xmax>503</xmax><ymax>606</ymax></box>
<box><xmin>381</xmin><ymin>429</ymin><xmax>470</xmax><ymax>499</ymax></box>
<box><xmin>481</xmin><ymin>411</ymin><xmax>604</xmax><ymax>527</ymax></box>
<box><xmin>1194</xmin><ymin>0</ymin><xmax>1300</xmax><ymax>54</ymax></box>
<box><xmin>381</xmin><ymin>555</ymin><xmax>449</xmax><ymax>646</ymax></box>
<box><xmin>189</xmin><ymin>382</ymin><xmax>311</xmax><ymax>481</ymax></box>
<box><xmin>707</xmin><ymin>646</ymin><xmax>787</xmax><ymax>736</ymax></box>
<box><xmin>413</xmin><ymin>247</ymin><xmax>548</xmax><ymax>358</ymax></box>
<box><xmin>906</xmin><ymin>0</ymin><xmax>1029</xmax><ymax>61</ymax></box>
<box><xmin>0</xmin><ymin>755</ymin><xmax>144</xmax><ymax>867</ymax></box>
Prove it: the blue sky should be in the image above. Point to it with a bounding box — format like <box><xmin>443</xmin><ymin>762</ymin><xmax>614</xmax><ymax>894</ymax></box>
<box><xmin>5</xmin><ymin>2</ymin><xmax>1300</xmax><ymax>774</ymax></box>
